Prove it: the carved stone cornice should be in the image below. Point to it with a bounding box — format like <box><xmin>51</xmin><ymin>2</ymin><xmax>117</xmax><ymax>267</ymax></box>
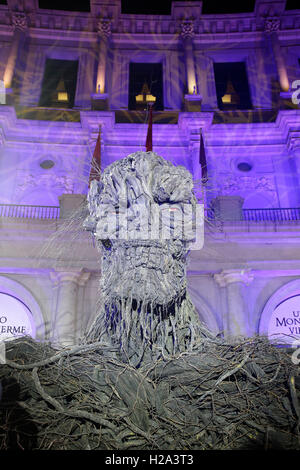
<box><xmin>264</xmin><ymin>17</ymin><xmax>280</xmax><ymax>33</ymax></box>
<box><xmin>15</xmin><ymin>172</ymin><xmax>74</xmax><ymax>196</ymax></box>
<box><xmin>218</xmin><ymin>174</ymin><xmax>276</xmax><ymax>196</ymax></box>
<box><xmin>97</xmin><ymin>18</ymin><xmax>112</xmax><ymax>39</ymax></box>
<box><xmin>50</xmin><ymin>269</ymin><xmax>91</xmax><ymax>287</ymax></box>
<box><xmin>180</xmin><ymin>20</ymin><xmax>195</xmax><ymax>40</ymax></box>
<box><xmin>214</xmin><ymin>269</ymin><xmax>254</xmax><ymax>287</ymax></box>
<box><xmin>287</xmin><ymin>135</ymin><xmax>300</xmax><ymax>155</ymax></box>
<box><xmin>11</xmin><ymin>12</ymin><xmax>28</xmax><ymax>32</ymax></box>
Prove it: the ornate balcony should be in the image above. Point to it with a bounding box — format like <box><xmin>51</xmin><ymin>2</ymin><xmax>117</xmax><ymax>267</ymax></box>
<box><xmin>1</xmin><ymin>203</ymin><xmax>300</xmax><ymax>223</ymax></box>
<box><xmin>0</xmin><ymin>204</ymin><xmax>60</xmax><ymax>219</ymax></box>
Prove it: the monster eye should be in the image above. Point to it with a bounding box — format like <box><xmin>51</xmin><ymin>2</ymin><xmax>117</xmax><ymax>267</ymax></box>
<box><xmin>101</xmin><ymin>239</ymin><xmax>112</xmax><ymax>250</ymax></box>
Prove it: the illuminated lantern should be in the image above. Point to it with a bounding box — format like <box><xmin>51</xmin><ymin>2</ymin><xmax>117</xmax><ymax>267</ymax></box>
<box><xmin>221</xmin><ymin>78</ymin><xmax>240</xmax><ymax>105</ymax></box>
<box><xmin>52</xmin><ymin>79</ymin><xmax>69</xmax><ymax>105</ymax></box>
<box><xmin>135</xmin><ymin>82</ymin><xmax>156</xmax><ymax>110</ymax></box>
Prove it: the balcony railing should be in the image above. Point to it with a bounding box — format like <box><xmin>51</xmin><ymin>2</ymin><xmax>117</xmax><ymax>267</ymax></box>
<box><xmin>0</xmin><ymin>204</ymin><xmax>60</xmax><ymax>219</ymax></box>
<box><xmin>206</xmin><ymin>207</ymin><xmax>300</xmax><ymax>222</ymax></box>
<box><xmin>0</xmin><ymin>204</ymin><xmax>300</xmax><ymax>223</ymax></box>
<box><xmin>242</xmin><ymin>207</ymin><xmax>300</xmax><ymax>222</ymax></box>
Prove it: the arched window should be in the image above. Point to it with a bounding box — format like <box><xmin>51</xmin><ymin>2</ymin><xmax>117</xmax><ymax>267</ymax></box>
<box><xmin>0</xmin><ymin>276</ymin><xmax>45</xmax><ymax>341</ymax></box>
<box><xmin>259</xmin><ymin>279</ymin><xmax>300</xmax><ymax>346</ymax></box>
<box><xmin>0</xmin><ymin>293</ymin><xmax>36</xmax><ymax>340</ymax></box>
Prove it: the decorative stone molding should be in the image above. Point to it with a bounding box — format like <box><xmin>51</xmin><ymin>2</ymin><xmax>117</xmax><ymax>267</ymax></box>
<box><xmin>264</xmin><ymin>17</ymin><xmax>280</xmax><ymax>33</ymax></box>
<box><xmin>50</xmin><ymin>269</ymin><xmax>90</xmax><ymax>287</ymax></box>
<box><xmin>184</xmin><ymin>93</ymin><xmax>202</xmax><ymax>111</ymax></box>
<box><xmin>219</xmin><ymin>175</ymin><xmax>276</xmax><ymax>195</ymax></box>
<box><xmin>15</xmin><ymin>173</ymin><xmax>74</xmax><ymax>197</ymax></box>
<box><xmin>97</xmin><ymin>18</ymin><xmax>112</xmax><ymax>38</ymax></box>
<box><xmin>287</xmin><ymin>136</ymin><xmax>300</xmax><ymax>155</ymax></box>
<box><xmin>11</xmin><ymin>12</ymin><xmax>28</xmax><ymax>32</ymax></box>
<box><xmin>214</xmin><ymin>269</ymin><xmax>254</xmax><ymax>288</ymax></box>
<box><xmin>1</xmin><ymin>7</ymin><xmax>299</xmax><ymax>37</ymax></box>
<box><xmin>180</xmin><ymin>20</ymin><xmax>195</xmax><ymax>40</ymax></box>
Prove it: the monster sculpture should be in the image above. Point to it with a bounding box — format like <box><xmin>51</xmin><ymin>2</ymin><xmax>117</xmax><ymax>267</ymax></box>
<box><xmin>83</xmin><ymin>151</ymin><xmax>215</xmax><ymax>365</ymax></box>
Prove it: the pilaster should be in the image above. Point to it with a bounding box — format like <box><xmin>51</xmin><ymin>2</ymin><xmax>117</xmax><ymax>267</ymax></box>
<box><xmin>264</xmin><ymin>17</ymin><xmax>290</xmax><ymax>94</ymax></box>
<box><xmin>214</xmin><ymin>269</ymin><xmax>254</xmax><ymax>340</ymax></box>
<box><xmin>91</xmin><ymin>18</ymin><xmax>112</xmax><ymax>110</ymax></box>
<box><xmin>3</xmin><ymin>12</ymin><xmax>28</xmax><ymax>92</ymax></box>
<box><xmin>179</xmin><ymin>20</ymin><xmax>201</xmax><ymax>111</ymax></box>
<box><xmin>50</xmin><ymin>269</ymin><xmax>90</xmax><ymax>346</ymax></box>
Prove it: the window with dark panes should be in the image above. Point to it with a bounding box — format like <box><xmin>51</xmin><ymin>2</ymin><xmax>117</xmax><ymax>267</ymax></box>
<box><xmin>213</xmin><ymin>62</ymin><xmax>252</xmax><ymax>110</ymax></box>
<box><xmin>128</xmin><ymin>63</ymin><xmax>164</xmax><ymax>111</ymax></box>
<box><xmin>39</xmin><ymin>58</ymin><xmax>78</xmax><ymax>108</ymax></box>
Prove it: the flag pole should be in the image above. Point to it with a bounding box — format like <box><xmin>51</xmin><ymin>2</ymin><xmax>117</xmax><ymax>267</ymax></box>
<box><xmin>146</xmin><ymin>103</ymin><xmax>153</xmax><ymax>152</ymax></box>
<box><xmin>199</xmin><ymin>128</ymin><xmax>208</xmax><ymax>210</ymax></box>
<box><xmin>88</xmin><ymin>125</ymin><xmax>102</xmax><ymax>188</ymax></box>
<box><xmin>199</xmin><ymin>128</ymin><xmax>208</xmax><ymax>185</ymax></box>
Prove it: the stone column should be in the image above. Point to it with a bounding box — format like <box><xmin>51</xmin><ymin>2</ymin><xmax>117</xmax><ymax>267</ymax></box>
<box><xmin>214</xmin><ymin>269</ymin><xmax>254</xmax><ymax>340</ymax></box>
<box><xmin>50</xmin><ymin>270</ymin><xmax>90</xmax><ymax>346</ymax></box>
<box><xmin>3</xmin><ymin>12</ymin><xmax>28</xmax><ymax>91</ymax></box>
<box><xmin>91</xmin><ymin>18</ymin><xmax>111</xmax><ymax>110</ymax></box>
<box><xmin>18</xmin><ymin>49</ymin><xmax>45</xmax><ymax>106</ymax></box>
<box><xmin>180</xmin><ymin>21</ymin><xmax>202</xmax><ymax>111</ymax></box>
<box><xmin>96</xmin><ymin>19</ymin><xmax>111</xmax><ymax>93</ymax></box>
<box><xmin>195</xmin><ymin>54</ymin><xmax>218</xmax><ymax>111</ymax></box>
<box><xmin>180</xmin><ymin>21</ymin><xmax>197</xmax><ymax>95</ymax></box>
<box><xmin>264</xmin><ymin>17</ymin><xmax>289</xmax><ymax>93</ymax></box>
<box><xmin>189</xmin><ymin>139</ymin><xmax>206</xmax><ymax>204</ymax></box>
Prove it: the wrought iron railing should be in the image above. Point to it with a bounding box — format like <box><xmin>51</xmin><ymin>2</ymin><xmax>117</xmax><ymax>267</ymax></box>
<box><xmin>242</xmin><ymin>207</ymin><xmax>300</xmax><ymax>222</ymax></box>
<box><xmin>206</xmin><ymin>207</ymin><xmax>300</xmax><ymax>222</ymax></box>
<box><xmin>0</xmin><ymin>204</ymin><xmax>60</xmax><ymax>219</ymax></box>
<box><xmin>0</xmin><ymin>204</ymin><xmax>300</xmax><ymax>223</ymax></box>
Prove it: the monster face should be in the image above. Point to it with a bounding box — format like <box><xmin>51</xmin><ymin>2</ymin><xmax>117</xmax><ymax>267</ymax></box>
<box><xmin>84</xmin><ymin>151</ymin><xmax>208</xmax><ymax>361</ymax></box>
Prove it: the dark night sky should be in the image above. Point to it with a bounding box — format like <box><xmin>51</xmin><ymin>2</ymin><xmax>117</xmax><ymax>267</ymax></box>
<box><xmin>1</xmin><ymin>0</ymin><xmax>298</xmax><ymax>13</ymax></box>
<box><xmin>34</xmin><ymin>0</ymin><xmax>264</xmax><ymax>15</ymax></box>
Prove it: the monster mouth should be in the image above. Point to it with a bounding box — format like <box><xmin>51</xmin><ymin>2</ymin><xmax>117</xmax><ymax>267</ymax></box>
<box><xmin>103</xmin><ymin>290</ymin><xmax>187</xmax><ymax>336</ymax></box>
<box><xmin>99</xmin><ymin>238</ymin><xmax>187</xmax><ymax>309</ymax></box>
<box><xmin>123</xmin><ymin>290</ymin><xmax>187</xmax><ymax>320</ymax></box>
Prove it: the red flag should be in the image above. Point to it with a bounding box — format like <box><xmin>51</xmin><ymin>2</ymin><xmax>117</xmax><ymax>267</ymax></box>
<box><xmin>88</xmin><ymin>126</ymin><xmax>101</xmax><ymax>187</ymax></box>
<box><xmin>146</xmin><ymin>104</ymin><xmax>153</xmax><ymax>152</ymax></box>
<box><xmin>199</xmin><ymin>129</ymin><xmax>208</xmax><ymax>184</ymax></box>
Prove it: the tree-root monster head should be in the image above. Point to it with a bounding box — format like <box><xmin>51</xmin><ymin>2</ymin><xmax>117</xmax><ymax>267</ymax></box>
<box><xmin>84</xmin><ymin>151</ymin><xmax>213</xmax><ymax>365</ymax></box>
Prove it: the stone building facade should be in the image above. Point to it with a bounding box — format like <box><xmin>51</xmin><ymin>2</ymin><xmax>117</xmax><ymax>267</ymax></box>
<box><xmin>0</xmin><ymin>0</ymin><xmax>300</xmax><ymax>346</ymax></box>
